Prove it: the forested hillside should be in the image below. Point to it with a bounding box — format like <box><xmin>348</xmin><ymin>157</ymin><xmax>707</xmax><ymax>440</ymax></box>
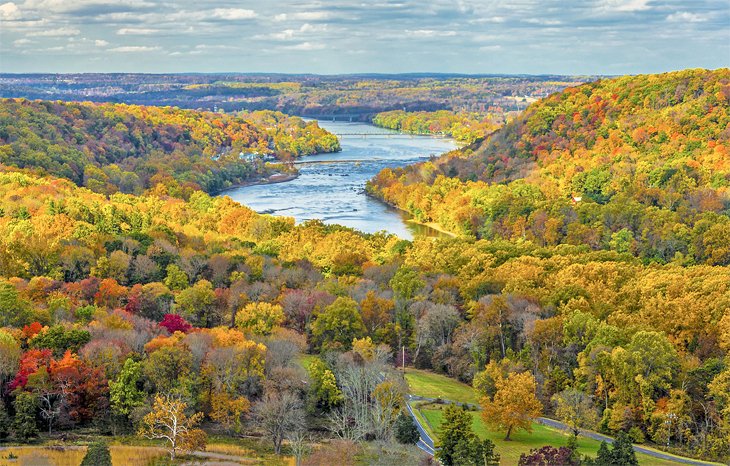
<box><xmin>0</xmin><ymin>100</ymin><xmax>339</xmax><ymax>196</ymax></box>
<box><xmin>0</xmin><ymin>69</ymin><xmax>728</xmax><ymax>464</ymax></box>
<box><xmin>0</xmin><ymin>166</ymin><xmax>727</xmax><ymax>461</ymax></box>
<box><xmin>369</xmin><ymin>69</ymin><xmax>730</xmax><ymax>266</ymax></box>
<box><xmin>372</xmin><ymin>109</ymin><xmax>506</xmax><ymax>143</ymax></box>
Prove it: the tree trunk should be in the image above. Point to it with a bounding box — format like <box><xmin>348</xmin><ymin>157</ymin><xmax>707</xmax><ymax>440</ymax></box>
<box><xmin>505</xmin><ymin>425</ymin><xmax>512</xmax><ymax>441</ymax></box>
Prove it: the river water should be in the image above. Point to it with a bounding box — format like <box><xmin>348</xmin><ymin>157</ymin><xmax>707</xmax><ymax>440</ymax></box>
<box><xmin>219</xmin><ymin>120</ymin><xmax>458</xmax><ymax>239</ymax></box>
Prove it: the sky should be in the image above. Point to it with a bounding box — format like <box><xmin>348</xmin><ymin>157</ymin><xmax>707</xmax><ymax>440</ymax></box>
<box><xmin>0</xmin><ymin>0</ymin><xmax>728</xmax><ymax>75</ymax></box>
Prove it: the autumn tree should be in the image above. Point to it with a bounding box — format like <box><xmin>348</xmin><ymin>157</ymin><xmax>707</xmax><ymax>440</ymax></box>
<box><xmin>310</xmin><ymin>297</ymin><xmax>365</xmax><ymax>351</ymax></box>
<box><xmin>235</xmin><ymin>302</ymin><xmax>284</xmax><ymax>336</ymax></box>
<box><xmin>138</xmin><ymin>394</ymin><xmax>206</xmax><ymax>460</ymax></box>
<box><xmin>552</xmin><ymin>388</ymin><xmax>598</xmax><ymax>438</ymax></box>
<box><xmin>481</xmin><ymin>371</ymin><xmax>542</xmax><ymax>440</ymax></box>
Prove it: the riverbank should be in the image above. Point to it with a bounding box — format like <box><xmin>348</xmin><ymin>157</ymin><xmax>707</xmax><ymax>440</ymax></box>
<box><xmin>217</xmin><ymin>172</ymin><xmax>300</xmax><ymax>195</ymax></box>
<box><xmin>365</xmin><ymin>189</ymin><xmax>459</xmax><ymax>239</ymax></box>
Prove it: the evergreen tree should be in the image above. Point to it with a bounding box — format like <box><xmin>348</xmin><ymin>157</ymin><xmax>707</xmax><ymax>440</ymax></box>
<box><xmin>436</xmin><ymin>405</ymin><xmax>497</xmax><ymax>466</ymax></box>
<box><xmin>394</xmin><ymin>411</ymin><xmax>420</xmax><ymax>444</ymax></box>
<box><xmin>610</xmin><ymin>431</ymin><xmax>639</xmax><ymax>466</ymax></box>
<box><xmin>590</xmin><ymin>432</ymin><xmax>638</xmax><ymax>466</ymax></box>
<box><xmin>80</xmin><ymin>442</ymin><xmax>112</xmax><ymax>466</ymax></box>
<box><xmin>13</xmin><ymin>392</ymin><xmax>39</xmax><ymax>441</ymax></box>
<box><xmin>0</xmin><ymin>403</ymin><xmax>10</xmax><ymax>439</ymax></box>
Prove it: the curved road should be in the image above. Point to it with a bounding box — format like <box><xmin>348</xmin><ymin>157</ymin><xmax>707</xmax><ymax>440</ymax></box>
<box><xmin>405</xmin><ymin>394</ymin><xmax>722</xmax><ymax>466</ymax></box>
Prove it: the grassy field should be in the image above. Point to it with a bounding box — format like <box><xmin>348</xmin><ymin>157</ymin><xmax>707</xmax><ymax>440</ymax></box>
<box><xmin>416</xmin><ymin>403</ymin><xmax>682</xmax><ymax>466</ymax></box>
<box><xmin>0</xmin><ymin>446</ymin><xmax>166</xmax><ymax>466</ymax></box>
<box><xmin>404</xmin><ymin>368</ymin><xmax>480</xmax><ymax>404</ymax></box>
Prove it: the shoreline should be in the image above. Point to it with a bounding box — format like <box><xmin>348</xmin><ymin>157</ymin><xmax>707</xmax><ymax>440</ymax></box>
<box><xmin>365</xmin><ymin>190</ymin><xmax>458</xmax><ymax>238</ymax></box>
<box><xmin>216</xmin><ymin>172</ymin><xmax>300</xmax><ymax>195</ymax></box>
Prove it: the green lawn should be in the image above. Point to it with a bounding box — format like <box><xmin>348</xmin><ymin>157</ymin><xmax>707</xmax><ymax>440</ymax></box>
<box><xmin>404</xmin><ymin>368</ymin><xmax>480</xmax><ymax>405</ymax></box>
<box><xmin>295</xmin><ymin>353</ymin><xmax>320</xmax><ymax>369</ymax></box>
<box><xmin>418</xmin><ymin>404</ymin><xmax>681</xmax><ymax>466</ymax></box>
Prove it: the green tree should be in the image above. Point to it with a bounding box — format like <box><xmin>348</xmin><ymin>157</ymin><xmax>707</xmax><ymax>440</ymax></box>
<box><xmin>436</xmin><ymin>404</ymin><xmax>475</xmax><ymax>466</ymax></box>
<box><xmin>80</xmin><ymin>442</ymin><xmax>112</xmax><ymax>466</ymax></box>
<box><xmin>590</xmin><ymin>432</ymin><xmax>638</xmax><ymax>466</ymax></box>
<box><xmin>144</xmin><ymin>345</ymin><xmax>193</xmax><ymax>393</ymax></box>
<box><xmin>13</xmin><ymin>392</ymin><xmax>39</xmax><ymax>441</ymax></box>
<box><xmin>175</xmin><ymin>279</ymin><xmax>217</xmax><ymax>327</ymax></box>
<box><xmin>0</xmin><ymin>280</ymin><xmax>33</xmax><ymax>328</ymax></box>
<box><xmin>109</xmin><ymin>358</ymin><xmax>145</xmax><ymax>417</ymax></box>
<box><xmin>164</xmin><ymin>264</ymin><xmax>189</xmax><ymax>291</ymax></box>
<box><xmin>307</xmin><ymin>359</ymin><xmax>343</xmax><ymax>409</ymax></box>
<box><xmin>29</xmin><ymin>325</ymin><xmax>91</xmax><ymax>356</ymax></box>
<box><xmin>455</xmin><ymin>437</ymin><xmax>500</xmax><ymax>466</ymax></box>
<box><xmin>389</xmin><ymin>266</ymin><xmax>425</xmax><ymax>301</ymax></box>
<box><xmin>394</xmin><ymin>411</ymin><xmax>420</xmax><ymax>444</ymax></box>
<box><xmin>310</xmin><ymin>297</ymin><xmax>365</xmax><ymax>351</ymax></box>
<box><xmin>0</xmin><ymin>403</ymin><xmax>10</xmax><ymax>439</ymax></box>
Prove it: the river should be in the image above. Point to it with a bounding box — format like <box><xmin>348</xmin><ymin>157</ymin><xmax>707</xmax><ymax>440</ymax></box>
<box><xmin>219</xmin><ymin>120</ymin><xmax>458</xmax><ymax>240</ymax></box>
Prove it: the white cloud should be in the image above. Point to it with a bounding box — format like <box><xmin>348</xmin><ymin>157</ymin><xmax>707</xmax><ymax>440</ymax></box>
<box><xmin>597</xmin><ymin>0</ymin><xmax>651</xmax><ymax>13</ymax></box>
<box><xmin>94</xmin><ymin>39</ymin><xmax>108</xmax><ymax>46</ymax></box>
<box><xmin>27</xmin><ymin>26</ymin><xmax>80</xmax><ymax>36</ymax></box>
<box><xmin>283</xmin><ymin>41</ymin><xmax>325</xmax><ymax>51</ymax></box>
<box><xmin>274</xmin><ymin>11</ymin><xmax>330</xmax><ymax>21</ymax></box>
<box><xmin>0</xmin><ymin>2</ymin><xmax>20</xmax><ymax>20</ymax></box>
<box><xmin>108</xmin><ymin>45</ymin><xmax>160</xmax><ymax>52</ymax></box>
<box><xmin>255</xmin><ymin>23</ymin><xmax>328</xmax><ymax>41</ymax></box>
<box><xmin>404</xmin><ymin>29</ymin><xmax>457</xmax><ymax>37</ymax></box>
<box><xmin>524</xmin><ymin>18</ymin><xmax>562</xmax><ymax>25</ymax></box>
<box><xmin>117</xmin><ymin>27</ymin><xmax>159</xmax><ymax>35</ymax></box>
<box><xmin>211</xmin><ymin>8</ymin><xmax>256</xmax><ymax>20</ymax></box>
<box><xmin>479</xmin><ymin>45</ymin><xmax>502</xmax><ymax>52</ymax></box>
<box><xmin>20</xmin><ymin>0</ymin><xmax>153</xmax><ymax>13</ymax></box>
<box><xmin>13</xmin><ymin>38</ymin><xmax>33</xmax><ymax>46</ymax></box>
<box><xmin>666</xmin><ymin>11</ymin><xmax>709</xmax><ymax>23</ymax></box>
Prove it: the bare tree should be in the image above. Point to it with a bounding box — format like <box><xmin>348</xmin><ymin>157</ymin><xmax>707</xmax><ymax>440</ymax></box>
<box><xmin>286</xmin><ymin>428</ymin><xmax>311</xmax><ymax>466</ymax></box>
<box><xmin>254</xmin><ymin>391</ymin><xmax>305</xmax><ymax>454</ymax></box>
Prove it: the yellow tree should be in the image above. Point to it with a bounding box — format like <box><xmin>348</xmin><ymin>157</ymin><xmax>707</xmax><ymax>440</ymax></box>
<box><xmin>481</xmin><ymin>371</ymin><xmax>542</xmax><ymax>440</ymax></box>
<box><xmin>138</xmin><ymin>394</ymin><xmax>206</xmax><ymax>459</ymax></box>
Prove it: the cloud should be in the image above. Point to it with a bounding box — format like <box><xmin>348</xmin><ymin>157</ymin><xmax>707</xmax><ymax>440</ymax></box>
<box><xmin>94</xmin><ymin>39</ymin><xmax>108</xmax><ymax>46</ymax></box>
<box><xmin>108</xmin><ymin>45</ymin><xmax>161</xmax><ymax>52</ymax></box>
<box><xmin>117</xmin><ymin>27</ymin><xmax>159</xmax><ymax>35</ymax></box>
<box><xmin>0</xmin><ymin>2</ymin><xmax>20</xmax><ymax>20</ymax></box>
<box><xmin>19</xmin><ymin>0</ymin><xmax>154</xmax><ymax>13</ymax></box>
<box><xmin>27</xmin><ymin>26</ymin><xmax>80</xmax><ymax>36</ymax></box>
<box><xmin>283</xmin><ymin>41</ymin><xmax>325</xmax><ymax>51</ymax></box>
<box><xmin>255</xmin><ymin>23</ymin><xmax>329</xmax><ymax>41</ymax></box>
<box><xmin>274</xmin><ymin>11</ymin><xmax>331</xmax><ymax>21</ymax></box>
<box><xmin>597</xmin><ymin>0</ymin><xmax>651</xmax><ymax>13</ymax></box>
<box><xmin>523</xmin><ymin>18</ymin><xmax>562</xmax><ymax>25</ymax></box>
<box><xmin>13</xmin><ymin>38</ymin><xmax>33</xmax><ymax>46</ymax></box>
<box><xmin>666</xmin><ymin>11</ymin><xmax>710</xmax><ymax>23</ymax></box>
<box><xmin>211</xmin><ymin>8</ymin><xmax>256</xmax><ymax>20</ymax></box>
<box><xmin>404</xmin><ymin>29</ymin><xmax>458</xmax><ymax>37</ymax></box>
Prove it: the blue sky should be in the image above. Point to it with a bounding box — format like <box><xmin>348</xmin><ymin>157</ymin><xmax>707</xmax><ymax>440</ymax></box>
<box><xmin>0</xmin><ymin>0</ymin><xmax>728</xmax><ymax>74</ymax></box>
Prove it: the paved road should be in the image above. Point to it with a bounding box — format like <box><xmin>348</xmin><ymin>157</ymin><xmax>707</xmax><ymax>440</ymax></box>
<box><xmin>406</xmin><ymin>394</ymin><xmax>437</xmax><ymax>457</ymax></box>
<box><xmin>407</xmin><ymin>394</ymin><xmax>721</xmax><ymax>466</ymax></box>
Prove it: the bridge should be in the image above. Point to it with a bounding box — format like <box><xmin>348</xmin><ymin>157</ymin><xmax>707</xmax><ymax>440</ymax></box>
<box><xmin>332</xmin><ymin>132</ymin><xmax>442</xmax><ymax>139</ymax></box>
